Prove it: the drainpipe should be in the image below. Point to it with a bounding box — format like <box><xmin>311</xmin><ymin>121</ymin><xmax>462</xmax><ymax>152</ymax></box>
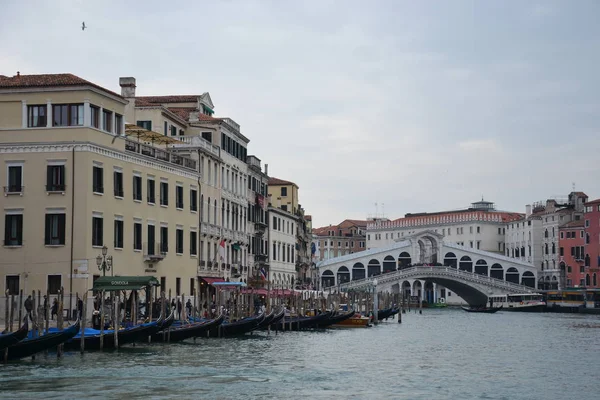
<box><xmin>69</xmin><ymin>146</ymin><xmax>76</xmax><ymax>317</ymax></box>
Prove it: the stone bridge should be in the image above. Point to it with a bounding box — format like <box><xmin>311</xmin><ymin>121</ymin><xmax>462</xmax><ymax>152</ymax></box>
<box><xmin>316</xmin><ymin>231</ymin><xmax>538</xmax><ymax>305</ymax></box>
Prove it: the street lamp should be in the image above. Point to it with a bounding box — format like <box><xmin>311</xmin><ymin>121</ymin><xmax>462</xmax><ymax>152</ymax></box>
<box><xmin>96</xmin><ymin>245</ymin><xmax>113</xmax><ymax>276</ymax></box>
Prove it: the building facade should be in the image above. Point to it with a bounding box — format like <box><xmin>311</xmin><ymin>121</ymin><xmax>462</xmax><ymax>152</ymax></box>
<box><xmin>313</xmin><ymin>219</ymin><xmax>367</xmax><ymax>262</ymax></box>
<box><xmin>559</xmin><ymin>220</ymin><xmax>586</xmax><ymax>288</ymax></box>
<box><xmin>246</xmin><ymin>155</ymin><xmax>269</xmax><ymax>286</ymax></box>
<box><xmin>583</xmin><ymin>199</ymin><xmax>600</xmax><ymax>288</ymax></box>
<box><xmin>0</xmin><ymin>73</ymin><xmax>201</xmax><ymax>307</ymax></box>
<box><xmin>267</xmin><ymin>206</ymin><xmax>298</xmax><ymax>287</ymax></box>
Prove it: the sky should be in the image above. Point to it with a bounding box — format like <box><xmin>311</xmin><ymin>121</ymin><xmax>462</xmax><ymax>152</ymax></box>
<box><xmin>1</xmin><ymin>0</ymin><xmax>599</xmax><ymax>228</ymax></box>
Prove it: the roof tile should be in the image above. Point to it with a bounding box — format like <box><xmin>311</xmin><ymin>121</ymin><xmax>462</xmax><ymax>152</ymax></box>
<box><xmin>0</xmin><ymin>73</ymin><xmax>123</xmax><ymax>98</ymax></box>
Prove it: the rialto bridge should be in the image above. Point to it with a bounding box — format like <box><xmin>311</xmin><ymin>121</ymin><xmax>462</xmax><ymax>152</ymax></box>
<box><xmin>316</xmin><ymin>232</ymin><xmax>538</xmax><ymax>305</ymax></box>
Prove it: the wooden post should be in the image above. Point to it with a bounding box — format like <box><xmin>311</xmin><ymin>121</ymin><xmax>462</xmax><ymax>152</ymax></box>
<box><xmin>114</xmin><ymin>291</ymin><xmax>119</xmax><ymax>348</ymax></box>
<box><xmin>30</xmin><ymin>290</ymin><xmax>37</xmax><ymax>360</ymax></box>
<box><xmin>80</xmin><ymin>292</ymin><xmax>87</xmax><ymax>354</ymax></box>
<box><xmin>57</xmin><ymin>288</ymin><xmax>64</xmax><ymax>357</ymax></box>
<box><xmin>100</xmin><ymin>289</ymin><xmax>105</xmax><ymax>350</ymax></box>
<box><xmin>4</xmin><ymin>290</ymin><xmax>9</xmax><ymax>333</ymax></box>
<box><xmin>17</xmin><ymin>289</ymin><xmax>23</xmax><ymax>329</ymax></box>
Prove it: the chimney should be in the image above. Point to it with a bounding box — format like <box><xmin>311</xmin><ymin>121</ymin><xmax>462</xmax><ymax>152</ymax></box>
<box><xmin>119</xmin><ymin>77</ymin><xmax>136</xmax><ymax>97</ymax></box>
<box><xmin>265</xmin><ymin>163</ymin><xmax>269</xmax><ymax>176</ymax></box>
<box><xmin>189</xmin><ymin>111</ymin><xmax>199</xmax><ymax>122</ymax></box>
<box><xmin>525</xmin><ymin>204</ymin><xmax>531</xmax><ymax>218</ymax></box>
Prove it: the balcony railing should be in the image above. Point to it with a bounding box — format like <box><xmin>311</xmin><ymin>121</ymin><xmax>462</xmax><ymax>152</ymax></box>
<box><xmin>175</xmin><ymin>136</ymin><xmax>221</xmax><ymax>157</ymax></box>
<box><xmin>143</xmin><ymin>242</ymin><xmax>166</xmax><ymax>261</ymax></box>
<box><xmin>125</xmin><ymin>139</ymin><xmax>197</xmax><ymax>171</ymax></box>
<box><xmin>46</xmin><ymin>184</ymin><xmax>66</xmax><ymax>193</ymax></box>
<box><xmin>4</xmin><ymin>185</ymin><xmax>23</xmax><ymax>195</ymax></box>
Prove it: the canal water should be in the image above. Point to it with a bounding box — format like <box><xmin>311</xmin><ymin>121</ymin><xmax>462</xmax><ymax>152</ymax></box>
<box><xmin>1</xmin><ymin>309</ymin><xmax>599</xmax><ymax>399</ymax></box>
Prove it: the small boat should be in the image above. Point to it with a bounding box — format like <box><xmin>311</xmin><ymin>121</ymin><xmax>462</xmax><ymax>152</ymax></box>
<box><xmin>151</xmin><ymin>314</ymin><xmax>225</xmax><ymax>342</ymax></box>
<box><xmin>0</xmin><ymin>319</ymin><xmax>29</xmax><ymax>351</ymax></box>
<box><xmin>377</xmin><ymin>307</ymin><xmax>395</xmax><ymax>320</ymax></box>
<box><xmin>332</xmin><ymin>312</ymin><xmax>371</xmax><ymax>328</ymax></box>
<box><xmin>258</xmin><ymin>307</ymin><xmax>286</xmax><ymax>330</ymax></box>
<box><xmin>62</xmin><ymin>317</ymin><xmax>162</xmax><ymax>350</ymax></box>
<box><xmin>272</xmin><ymin>311</ymin><xmax>333</xmax><ymax>331</ymax></box>
<box><xmin>316</xmin><ymin>310</ymin><xmax>355</xmax><ymax>328</ymax></box>
<box><xmin>209</xmin><ymin>313</ymin><xmax>266</xmax><ymax>337</ymax></box>
<box><xmin>4</xmin><ymin>319</ymin><xmax>80</xmax><ymax>361</ymax></box>
<box><xmin>461</xmin><ymin>305</ymin><xmax>503</xmax><ymax>314</ymax></box>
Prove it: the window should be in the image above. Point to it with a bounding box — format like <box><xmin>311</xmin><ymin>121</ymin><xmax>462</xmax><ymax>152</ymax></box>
<box><xmin>470</xmin><ymin>227</ymin><xmax>473</xmax><ymax>234</ymax></box>
<box><xmin>477</xmin><ymin>226</ymin><xmax>480</xmax><ymax>233</ymax></box>
<box><xmin>4</xmin><ymin>214</ymin><xmax>23</xmax><ymax>246</ymax></box>
<box><xmin>160</xmin><ymin>226</ymin><xmax>168</xmax><ymax>253</ymax></box>
<box><xmin>568</xmin><ymin>266</ymin><xmax>572</xmax><ymax>273</ymax></box>
<box><xmin>560</xmin><ymin>247</ymin><xmax>564</xmax><ymax>256</ymax></box>
<box><xmin>147</xmin><ymin>225</ymin><xmax>156</xmax><ymax>255</ymax></box>
<box><xmin>281</xmin><ymin>204</ymin><xmax>288</xmax><ymax>212</ymax></box>
<box><xmin>102</xmin><ymin>109</ymin><xmax>112</xmax><ymax>132</ymax></box>
<box><xmin>5</xmin><ymin>276</ymin><xmax>19</xmax><ymax>295</ymax></box>
<box><xmin>190</xmin><ymin>231</ymin><xmax>197</xmax><ymax>256</ymax></box>
<box><xmin>176</xmin><ymin>185</ymin><xmax>184</xmax><ymax>209</ymax></box>
<box><xmin>580</xmin><ymin>231</ymin><xmax>584</xmax><ymax>238</ymax></box>
<box><xmin>92</xmin><ymin>216</ymin><xmax>103</xmax><ymax>246</ymax></box>
<box><xmin>46</xmin><ymin>165</ymin><xmax>65</xmax><ymax>192</ymax></box>
<box><xmin>114</xmin><ymin>220</ymin><xmax>124</xmax><ymax>249</ymax></box>
<box><xmin>281</xmin><ymin>187</ymin><xmax>287</xmax><ymax>196</ymax></box>
<box><xmin>176</xmin><ymin>277</ymin><xmax>181</xmax><ymax>296</ymax></box>
<box><xmin>160</xmin><ymin>182</ymin><xmax>169</xmax><ymax>206</ymax></box>
<box><xmin>176</xmin><ymin>228</ymin><xmax>184</xmax><ymax>254</ymax></box>
<box><xmin>585</xmin><ymin>220</ymin><xmax>590</xmax><ymax>228</ymax></box>
<box><xmin>92</xmin><ymin>166</ymin><xmax>104</xmax><ymax>194</ymax></box>
<box><xmin>90</xmin><ymin>106</ymin><xmax>100</xmax><ymax>128</ymax></box>
<box><xmin>115</xmin><ymin>114</ymin><xmax>123</xmax><ymax>135</ymax></box>
<box><xmin>52</xmin><ymin>104</ymin><xmax>83</xmax><ymax>126</ymax></box>
<box><xmin>44</xmin><ymin>213</ymin><xmax>66</xmax><ymax>245</ymax></box>
<box><xmin>560</xmin><ymin>232</ymin><xmax>564</xmax><ymax>239</ymax></box>
<box><xmin>113</xmin><ymin>170</ymin><xmax>124</xmax><ymax>197</ymax></box>
<box><xmin>47</xmin><ymin>275</ymin><xmax>61</xmax><ymax>295</ymax></box>
<box><xmin>137</xmin><ymin>120</ymin><xmax>151</xmax><ymax>130</ymax></box>
<box><xmin>133</xmin><ymin>176</ymin><xmax>142</xmax><ymax>201</ymax></box>
<box><xmin>170</xmin><ymin>125</ymin><xmax>177</xmax><ymax>136</ymax></box>
<box><xmin>164</xmin><ymin>121</ymin><xmax>168</xmax><ymax>135</ymax></box>
<box><xmin>202</xmin><ymin>131</ymin><xmax>212</xmax><ymax>141</ymax></box>
<box><xmin>190</xmin><ymin>189</ymin><xmax>198</xmax><ymax>212</ymax></box>
<box><xmin>6</xmin><ymin>165</ymin><xmax>23</xmax><ymax>193</ymax></box>
<box><xmin>147</xmin><ymin>178</ymin><xmax>155</xmax><ymax>203</ymax></box>
<box><xmin>27</xmin><ymin>105</ymin><xmax>47</xmax><ymax>127</ymax></box>
<box><xmin>133</xmin><ymin>222</ymin><xmax>142</xmax><ymax>250</ymax></box>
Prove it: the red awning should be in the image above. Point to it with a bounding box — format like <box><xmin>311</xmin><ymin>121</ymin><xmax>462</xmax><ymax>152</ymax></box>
<box><xmin>200</xmin><ymin>277</ymin><xmax>225</xmax><ymax>285</ymax></box>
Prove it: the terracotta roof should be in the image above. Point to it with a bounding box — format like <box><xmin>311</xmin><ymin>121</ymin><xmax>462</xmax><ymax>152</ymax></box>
<box><xmin>135</xmin><ymin>95</ymin><xmax>200</xmax><ymax>104</ymax></box>
<box><xmin>0</xmin><ymin>73</ymin><xmax>123</xmax><ymax>99</ymax></box>
<box><xmin>391</xmin><ymin>210</ymin><xmax>523</xmax><ymax>224</ymax></box>
<box><xmin>560</xmin><ymin>220</ymin><xmax>585</xmax><ymax>228</ymax></box>
<box><xmin>268</xmin><ymin>177</ymin><xmax>297</xmax><ymax>186</ymax></box>
<box><xmin>585</xmin><ymin>198</ymin><xmax>600</xmax><ymax>206</ymax></box>
<box><xmin>167</xmin><ymin>107</ymin><xmax>220</xmax><ymax>122</ymax></box>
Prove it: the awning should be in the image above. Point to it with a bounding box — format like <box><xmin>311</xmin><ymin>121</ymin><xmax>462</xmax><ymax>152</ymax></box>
<box><xmin>200</xmin><ymin>277</ymin><xmax>225</xmax><ymax>285</ymax></box>
<box><xmin>125</xmin><ymin>124</ymin><xmax>183</xmax><ymax>145</ymax></box>
<box><xmin>92</xmin><ymin>276</ymin><xmax>160</xmax><ymax>291</ymax></box>
<box><xmin>213</xmin><ymin>282</ymin><xmax>247</xmax><ymax>288</ymax></box>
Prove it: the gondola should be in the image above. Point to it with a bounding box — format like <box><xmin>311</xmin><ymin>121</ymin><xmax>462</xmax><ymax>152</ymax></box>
<box><xmin>377</xmin><ymin>307</ymin><xmax>396</xmax><ymax>320</ymax></box>
<box><xmin>61</xmin><ymin>316</ymin><xmax>163</xmax><ymax>350</ymax></box>
<box><xmin>258</xmin><ymin>307</ymin><xmax>286</xmax><ymax>330</ymax></box>
<box><xmin>4</xmin><ymin>319</ymin><xmax>80</xmax><ymax>361</ymax></box>
<box><xmin>209</xmin><ymin>313</ymin><xmax>265</xmax><ymax>337</ymax></box>
<box><xmin>255</xmin><ymin>310</ymin><xmax>276</xmax><ymax>329</ymax></box>
<box><xmin>316</xmin><ymin>309</ymin><xmax>355</xmax><ymax>328</ymax></box>
<box><xmin>150</xmin><ymin>314</ymin><xmax>225</xmax><ymax>342</ymax></box>
<box><xmin>461</xmin><ymin>305</ymin><xmax>503</xmax><ymax>314</ymax></box>
<box><xmin>0</xmin><ymin>318</ymin><xmax>28</xmax><ymax>351</ymax></box>
<box><xmin>272</xmin><ymin>311</ymin><xmax>333</xmax><ymax>331</ymax></box>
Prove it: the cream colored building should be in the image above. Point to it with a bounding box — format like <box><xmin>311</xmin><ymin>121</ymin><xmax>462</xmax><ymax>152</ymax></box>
<box><xmin>268</xmin><ymin>205</ymin><xmax>298</xmax><ymax>287</ymax></box>
<box><xmin>0</xmin><ymin>73</ymin><xmax>201</xmax><ymax>313</ymax></box>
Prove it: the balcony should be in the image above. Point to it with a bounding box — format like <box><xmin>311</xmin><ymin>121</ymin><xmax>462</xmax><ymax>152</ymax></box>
<box><xmin>175</xmin><ymin>136</ymin><xmax>221</xmax><ymax>158</ymax></box>
<box><xmin>254</xmin><ymin>222</ymin><xmax>266</xmax><ymax>235</ymax></box>
<box><xmin>255</xmin><ymin>254</ymin><xmax>268</xmax><ymax>263</ymax></box>
<box><xmin>143</xmin><ymin>242</ymin><xmax>166</xmax><ymax>262</ymax></box>
<box><xmin>4</xmin><ymin>185</ymin><xmax>23</xmax><ymax>196</ymax></box>
<box><xmin>125</xmin><ymin>139</ymin><xmax>197</xmax><ymax>171</ymax></box>
<box><xmin>46</xmin><ymin>184</ymin><xmax>66</xmax><ymax>194</ymax></box>
<box><xmin>247</xmin><ymin>155</ymin><xmax>261</xmax><ymax>172</ymax></box>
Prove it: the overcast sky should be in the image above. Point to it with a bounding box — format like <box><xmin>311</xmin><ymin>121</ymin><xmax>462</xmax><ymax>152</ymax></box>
<box><xmin>2</xmin><ymin>0</ymin><xmax>599</xmax><ymax>228</ymax></box>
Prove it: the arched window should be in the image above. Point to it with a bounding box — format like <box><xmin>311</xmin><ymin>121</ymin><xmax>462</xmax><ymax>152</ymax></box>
<box><xmin>552</xmin><ymin>243</ymin><xmax>555</xmax><ymax>254</ymax></box>
<box><xmin>544</xmin><ymin>229</ymin><xmax>548</xmax><ymax>238</ymax></box>
<box><xmin>545</xmin><ymin>243</ymin><xmax>548</xmax><ymax>255</ymax></box>
<box><xmin>586</xmin><ymin>274</ymin><xmax>591</xmax><ymax>287</ymax></box>
<box><xmin>207</xmin><ymin>197</ymin><xmax>211</xmax><ymax>223</ymax></box>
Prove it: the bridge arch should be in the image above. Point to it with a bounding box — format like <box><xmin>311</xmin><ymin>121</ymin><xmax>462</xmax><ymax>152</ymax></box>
<box><xmin>412</xmin><ymin>280</ymin><xmax>422</xmax><ymax>298</ymax></box>
<box><xmin>352</xmin><ymin>262</ymin><xmax>365</xmax><ymax>281</ymax></box>
<box><xmin>490</xmin><ymin>263</ymin><xmax>503</xmax><ymax>280</ymax></box>
<box><xmin>337</xmin><ymin>266</ymin><xmax>350</xmax><ymax>284</ymax></box>
<box><xmin>367</xmin><ymin>259</ymin><xmax>381</xmax><ymax>277</ymax></box>
<box><xmin>383</xmin><ymin>255</ymin><xmax>396</xmax><ymax>273</ymax></box>
<box><xmin>444</xmin><ymin>252</ymin><xmax>457</xmax><ymax>268</ymax></box>
<box><xmin>506</xmin><ymin>267</ymin><xmax>519</xmax><ymax>284</ymax></box>
<box><xmin>321</xmin><ymin>270</ymin><xmax>334</xmax><ymax>288</ymax></box>
<box><xmin>474</xmin><ymin>259</ymin><xmax>488</xmax><ymax>276</ymax></box>
<box><xmin>459</xmin><ymin>256</ymin><xmax>473</xmax><ymax>273</ymax></box>
<box><xmin>521</xmin><ymin>271</ymin><xmax>535</xmax><ymax>287</ymax></box>
<box><xmin>417</xmin><ymin>235</ymin><xmax>439</xmax><ymax>264</ymax></box>
<box><xmin>398</xmin><ymin>252</ymin><xmax>411</xmax><ymax>269</ymax></box>
<box><xmin>402</xmin><ymin>280</ymin><xmax>411</xmax><ymax>297</ymax></box>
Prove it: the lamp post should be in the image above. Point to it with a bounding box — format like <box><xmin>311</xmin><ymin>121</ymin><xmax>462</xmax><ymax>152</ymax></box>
<box><xmin>96</xmin><ymin>245</ymin><xmax>113</xmax><ymax>277</ymax></box>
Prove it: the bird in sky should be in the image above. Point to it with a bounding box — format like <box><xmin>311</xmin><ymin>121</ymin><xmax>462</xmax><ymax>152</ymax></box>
<box><xmin>82</xmin><ymin>22</ymin><xmax>86</xmax><ymax>31</ymax></box>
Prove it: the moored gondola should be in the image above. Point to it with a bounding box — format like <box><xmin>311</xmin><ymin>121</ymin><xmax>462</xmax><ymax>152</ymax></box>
<box><xmin>0</xmin><ymin>318</ymin><xmax>28</xmax><ymax>351</ymax></box>
<box><xmin>316</xmin><ymin>310</ymin><xmax>355</xmax><ymax>328</ymax></box>
<box><xmin>461</xmin><ymin>305</ymin><xmax>503</xmax><ymax>314</ymax></box>
<box><xmin>271</xmin><ymin>310</ymin><xmax>333</xmax><ymax>331</ymax></box>
<box><xmin>4</xmin><ymin>319</ymin><xmax>80</xmax><ymax>361</ymax></box>
<box><xmin>62</xmin><ymin>317</ymin><xmax>162</xmax><ymax>350</ymax></box>
<box><xmin>377</xmin><ymin>307</ymin><xmax>395</xmax><ymax>320</ymax></box>
<box><xmin>209</xmin><ymin>313</ymin><xmax>265</xmax><ymax>337</ymax></box>
<box><xmin>151</xmin><ymin>314</ymin><xmax>225</xmax><ymax>342</ymax></box>
<box><xmin>256</xmin><ymin>310</ymin><xmax>276</xmax><ymax>329</ymax></box>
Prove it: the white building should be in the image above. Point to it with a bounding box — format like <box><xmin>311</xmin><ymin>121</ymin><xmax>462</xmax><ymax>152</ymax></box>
<box><xmin>367</xmin><ymin>200</ymin><xmax>522</xmax><ymax>257</ymax></box>
<box><xmin>268</xmin><ymin>206</ymin><xmax>298</xmax><ymax>287</ymax></box>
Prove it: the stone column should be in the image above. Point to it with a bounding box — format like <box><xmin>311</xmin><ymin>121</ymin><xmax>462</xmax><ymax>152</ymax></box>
<box><xmin>46</xmin><ymin>100</ymin><xmax>52</xmax><ymax>127</ymax></box>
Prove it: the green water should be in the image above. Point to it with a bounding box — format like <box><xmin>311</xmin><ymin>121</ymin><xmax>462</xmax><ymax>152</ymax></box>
<box><xmin>1</xmin><ymin>309</ymin><xmax>598</xmax><ymax>399</ymax></box>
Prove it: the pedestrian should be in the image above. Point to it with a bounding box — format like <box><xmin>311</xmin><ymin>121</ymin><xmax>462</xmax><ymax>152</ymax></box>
<box><xmin>43</xmin><ymin>295</ymin><xmax>48</xmax><ymax>319</ymax></box>
<box><xmin>77</xmin><ymin>297</ymin><xmax>84</xmax><ymax>318</ymax></box>
<box><xmin>24</xmin><ymin>295</ymin><xmax>33</xmax><ymax>321</ymax></box>
<box><xmin>185</xmin><ymin>299</ymin><xmax>192</xmax><ymax>318</ymax></box>
<box><xmin>51</xmin><ymin>298</ymin><xmax>58</xmax><ymax>320</ymax></box>
<box><xmin>177</xmin><ymin>298</ymin><xmax>182</xmax><ymax>319</ymax></box>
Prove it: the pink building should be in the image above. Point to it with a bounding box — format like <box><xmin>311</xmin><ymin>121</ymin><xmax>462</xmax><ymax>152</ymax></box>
<box><xmin>583</xmin><ymin>199</ymin><xmax>600</xmax><ymax>288</ymax></box>
<box><xmin>559</xmin><ymin>221</ymin><xmax>585</xmax><ymax>287</ymax></box>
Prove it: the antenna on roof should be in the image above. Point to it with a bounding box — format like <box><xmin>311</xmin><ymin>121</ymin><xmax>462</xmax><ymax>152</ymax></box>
<box><xmin>572</xmin><ymin>182</ymin><xmax>576</xmax><ymax>191</ymax></box>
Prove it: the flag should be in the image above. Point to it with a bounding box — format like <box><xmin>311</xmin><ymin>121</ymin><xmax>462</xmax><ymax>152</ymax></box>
<box><xmin>259</xmin><ymin>267</ymin><xmax>267</xmax><ymax>281</ymax></box>
<box><xmin>218</xmin><ymin>239</ymin><xmax>225</xmax><ymax>261</ymax></box>
<box><xmin>311</xmin><ymin>242</ymin><xmax>316</xmax><ymax>255</ymax></box>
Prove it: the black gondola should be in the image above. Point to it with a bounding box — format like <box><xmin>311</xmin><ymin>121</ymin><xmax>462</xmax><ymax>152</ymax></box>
<box><xmin>255</xmin><ymin>310</ymin><xmax>275</xmax><ymax>329</ymax></box>
<box><xmin>377</xmin><ymin>307</ymin><xmax>395</xmax><ymax>320</ymax></box>
<box><xmin>316</xmin><ymin>310</ymin><xmax>355</xmax><ymax>328</ymax></box>
<box><xmin>461</xmin><ymin>305</ymin><xmax>503</xmax><ymax>314</ymax></box>
<box><xmin>151</xmin><ymin>314</ymin><xmax>225</xmax><ymax>342</ymax></box>
<box><xmin>209</xmin><ymin>313</ymin><xmax>265</xmax><ymax>337</ymax></box>
<box><xmin>63</xmin><ymin>317</ymin><xmax>163</xmax><ymax>350</ymax></box>
<box><xmin>272</xmin><ymin>311</ymin><xmax>333</xmax><ymax>331</ymax></box>
<box><xmin>0</xmin><ymin>319</ymin><xmax>28</xmax><ymax>351</ymax></box>
<box><xmin>4</xmin><ymin>319</ymin><xmax>80</xmax><ymax>361</ymax></box>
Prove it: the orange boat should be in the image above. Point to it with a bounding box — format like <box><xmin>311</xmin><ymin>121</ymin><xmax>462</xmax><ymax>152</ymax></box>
<box><xmin>332</xmin><ymin>312</ymin><xmax>371</xmax><ymax>328</ymax></box>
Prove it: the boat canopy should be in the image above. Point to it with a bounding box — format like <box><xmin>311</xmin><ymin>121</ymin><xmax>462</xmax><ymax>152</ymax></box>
<box><xmin>92</xmin><ymin>276</ymin><xmax>160</xmax><ymax>291</ymax></box>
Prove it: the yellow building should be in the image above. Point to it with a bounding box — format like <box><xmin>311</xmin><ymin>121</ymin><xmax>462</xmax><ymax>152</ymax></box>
<box><xmin>267</xmin><ymin>177</ymin><xmax>299</xmax><ymax>214</ymax></box>
<box><xmin>0</xmin><ymin>73</ymin><xmax>201</xmax><ymax>312</ymax></box>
